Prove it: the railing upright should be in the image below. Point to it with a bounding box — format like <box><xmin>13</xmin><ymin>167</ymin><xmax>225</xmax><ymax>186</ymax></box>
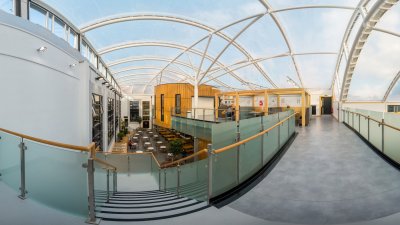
<box><xmin>113</xmin><ymin>170</ymin><xmax>117</xmax><ymax>194</ymax></box>
<box><xmin>207</xmin><ymin>143</ymin><xmax>213</xmax><ymax>204</ymax></box>
<box><xmin>18</xmin><ymin>138</ymin><xmax>27</xmax><ymax>200</ymax></box>
<box><xmin>86</xmin><ymin>156</ymin><xmax>96</xmax><ymax>224</ymax></box>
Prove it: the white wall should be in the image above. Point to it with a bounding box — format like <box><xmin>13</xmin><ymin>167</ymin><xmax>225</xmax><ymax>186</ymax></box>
<box><xmin>309</xmin><ymin>89</ymin><xmax>332</xmax><ymax>116</ymax></box>
<box><xmin>0</xmin><ymin>12</ymin><xmax>113</xmax><ymax>147</ymax></box>
<box><xmin>123</xmin><ymin>94</ymin><xmax>153</xmax><ymax>128</ymax></box>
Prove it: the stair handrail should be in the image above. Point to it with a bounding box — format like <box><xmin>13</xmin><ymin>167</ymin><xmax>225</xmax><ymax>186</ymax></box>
<box><xmin>0</xmin><ymin>127</ymin><xmax>92</xmax><ymax>152</ymax></box>
<box><xmin>214</xmin><ymin>112</ymin><xmax>296</xmax><ymax>154</ymax></box>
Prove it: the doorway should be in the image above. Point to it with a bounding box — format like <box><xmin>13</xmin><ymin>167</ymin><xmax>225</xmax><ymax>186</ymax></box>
<box><xmin>320</xmin><ymin>96</ymin><xmax>332</xmax><ymax>115</ymax></box>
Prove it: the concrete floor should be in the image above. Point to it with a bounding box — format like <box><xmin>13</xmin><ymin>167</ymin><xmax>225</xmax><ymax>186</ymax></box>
<box><xmin>229</xmin><ymin>115</ymin><xmax>400</xmax><ymax>224</ymax></box>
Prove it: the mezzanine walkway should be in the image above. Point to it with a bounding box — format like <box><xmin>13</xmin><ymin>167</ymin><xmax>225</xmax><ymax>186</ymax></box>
<box><xmin>229</xmin><ymin>115</ymin><xmax>400</xmax><ymax>224</ymax></box>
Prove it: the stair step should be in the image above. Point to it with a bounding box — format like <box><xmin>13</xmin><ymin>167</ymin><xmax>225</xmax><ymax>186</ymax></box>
<box><xmin>98</xmin><ymin>196</ymin><xmax>181</xmax><ymax>204</ymax></box>
<box><xmin>97</xmin><ymin>202</ymin><xmax>209</xmax><ymax>221</ymax></box>
<box><xmin>97</xmin><ymin>198</ymin><xmax>193</xmax><ymax>209</ymax></box>
<box><xmin>98</xmin><ymin>197</ymin><xmax>189</xmax><ymax>207</ymax></box>
<box><xmin>95</xmin><ymin>194</ymin><xmax>177</xmax><ymax>201</ymax></box>
<box><xmin>96</xmin><ymin>199</ymin><xmax>201</xmax><ymax>213</ymax></box>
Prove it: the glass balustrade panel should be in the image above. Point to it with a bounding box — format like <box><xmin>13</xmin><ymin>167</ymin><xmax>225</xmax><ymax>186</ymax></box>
<box><xmin>24</xmin><ymin>140</ymin><xmax>88</xmax><ymax>216</ymax></box>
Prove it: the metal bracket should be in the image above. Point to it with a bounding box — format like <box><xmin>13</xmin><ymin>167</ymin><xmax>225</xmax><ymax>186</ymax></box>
<box><xmin>82</xmin><ymin>163</ymin><xmax>88</xmax><ymax>168</ymax></box>
<box><xmin>18</xmin><ymin>143</ymin><xmax>27</xmax><ymax>150</ymax></box>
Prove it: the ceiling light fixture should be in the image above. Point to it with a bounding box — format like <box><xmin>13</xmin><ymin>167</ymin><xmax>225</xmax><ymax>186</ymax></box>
<box><xmin>69</xmin><ymin>63</ymin><xmax>76</xmax><ymax>68</ymax></box>
<box><xmin>37</xmin><ymin>46</ymin><xmax>47</xmax><ymax>53</ymax></box>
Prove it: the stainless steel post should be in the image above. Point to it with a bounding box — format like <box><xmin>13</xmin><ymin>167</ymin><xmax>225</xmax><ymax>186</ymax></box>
<box><xmin>177</xmin><ymin>164</ymin><xmax>181</xmax><ymax>197</ymax></box>
<box><xmin>367</xmin><ymin>116</ymin><xmax>370</xmax><ymax>141</ymax></box>
<box><xmin>261</xmin><ymin>116</ymin><xmax>264</xmax><ymax>165</ymax></box>
<box><xmin>382</xmin><ymin>119</ymin><xmax>385</xmax><ymax>153</ymax></box>
<box><xmin>278</xmin><ymin>121</ymin><xmax>281</xmax><ymax>149</ymax></box>
<box><xmin>164</xmin><ymin>168</ymin><xmax>167</xmax><ymax>192</ymax></box>
<box><xmin>86</xmin><ymin>158</ymin><xmax>97</xmax><ymax>224</ymax></box>
<box><xmin>113</xmin><ymin>170</ymin><xmax>117</xmax><ymax>194</ymax></box>
<box><xmin>203</xmin><ymin>108</ymin><xmax>205</xmax><ymax>121</ymax></box>
<box><xmin>158</xmin><ymin>169</ymin><xmax>161</xmax><ymax>191</ymax></box>
<box><xmin>359</xmin><ymin>114</ymin><xmax>361</xmax><ymax>132</ymax></box>
<box><xmin>194</xmin><ymin>137</ymin><xmax>199</xmax><ymax>161</ymax></box>
<box><xmin>207</xmin><ymin>144</ymin><xmax>213</xmax><ymax>204</ymax></box>
<box><xmin>236</xmin><ymin>127</ymin><xmax>240</xmax><ymax>185</ymax></box>
<box><xmin>18</xmin><ymin>139</ymin><xmax>27</xmax><ymax>200</ymax></box>
<box><xmin>106</xmin><ymin>170</ymin><xmax>110</xmax><ymax>203</ymax></box>
<box><xmin>127</xmin><ymin>155</ymin><xmax>130</xmax><ymax>176</ymax></box>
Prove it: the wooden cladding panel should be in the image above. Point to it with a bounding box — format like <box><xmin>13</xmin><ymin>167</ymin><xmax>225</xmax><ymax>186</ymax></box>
<box><xmin>154</xmin><ymin>83</ymin><xmax>219</xmax><ymax>128</ymax></box>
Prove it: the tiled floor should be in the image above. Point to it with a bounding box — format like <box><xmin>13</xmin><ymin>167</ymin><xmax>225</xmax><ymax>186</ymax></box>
<box><xmin>229</xmin><ymin>115</ymin><xmax>400</xmax><ymax>224</ymax></box>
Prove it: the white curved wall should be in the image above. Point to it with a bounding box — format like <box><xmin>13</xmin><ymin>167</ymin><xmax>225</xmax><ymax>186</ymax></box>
<box><xmin>0</xmin><ymin>11</ymin><xmax>107</xmax><ymax>146</ymax></box>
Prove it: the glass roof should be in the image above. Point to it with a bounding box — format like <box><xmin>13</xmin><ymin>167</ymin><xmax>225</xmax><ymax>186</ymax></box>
<box><xmin>39</xmin><ymin>0</ymin><xmax>400</xmax><ymax>101</ymax></box>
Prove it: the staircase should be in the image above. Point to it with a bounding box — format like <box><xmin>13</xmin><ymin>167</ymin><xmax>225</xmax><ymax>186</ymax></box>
<box><xmin>95</xmin><ymin>189</ymin><xmax>209</xmax><ymax>221</ymax></box>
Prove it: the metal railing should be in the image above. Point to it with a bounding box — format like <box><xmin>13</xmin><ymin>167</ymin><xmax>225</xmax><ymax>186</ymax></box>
<box><xmin>342</xmin><ymin>109</ymin><xmax>400</xmax><ymax>156</ymax></box>
<box><xmin>0</xmin><ymin>128</ymin><xmax>118</xmax><ymax>224</ymax></box>
<box><xmin>107</xmin><ymin>111</ymin><xmax>296</xmax><ymax>203</ymax></box>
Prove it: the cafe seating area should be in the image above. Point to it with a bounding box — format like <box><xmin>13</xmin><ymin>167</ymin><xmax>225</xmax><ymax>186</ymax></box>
<box><xmin>126</xmin><ymin>126</ymin><xmax>195</xmax><ymax>165</ymax></box>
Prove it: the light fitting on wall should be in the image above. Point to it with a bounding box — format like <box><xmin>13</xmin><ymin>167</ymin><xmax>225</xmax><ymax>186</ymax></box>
<box><xmin>69</xmin><ymin>63</ymin><xmax>76</xmax><ymax>68</ymax></box>
<box><xmin>102</xmin><ymin>82</ymin><xmax>108</xmax><ymax>85</ymax></box>
<box><xmin>37</xmin><ymin>46</ymin><xmax>47</xmax><ymax>53</ymax></box>
<box><xmin>95</xmin><ymin>77</ymin><xmax>104</xmax><ymax>81</ymax></box>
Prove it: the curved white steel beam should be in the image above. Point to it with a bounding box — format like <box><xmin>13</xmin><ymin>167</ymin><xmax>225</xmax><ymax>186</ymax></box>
<box><xmin>340</xmin><ymin>0</ymin><xmax>399</xmax><ymax>101</ymax></box>
<box><xmin>383</xmin><ymin>70</ymin><xmax>400</xmax><ymax>101</ymax></box>
<box><xmin>117</xmin><ymin>73</ymin><xmax>181</xmax><ymax>83</ymax></box>
<box><xmin>107</xmin><ymin>55</ymin><xmax>220</xmax><ymax>79</ymax></box>
<box><xmin>259</xmin><ymin>0</ymin><xmax>305</xmax><ymax>87</ymax></box>
<box><xmin>112</xmin><ymin>66</ymin><xmax>191</xmax><ymax>79</ymax></box>
<box><xmin>98</xmin><ymin>41</ymin><xmax>251</xmax><ymax>88</ymax></box>
<box><xmin>198</xmin><ymin>15</ymin><xmax>264</xmax><ymax>84</ymax></box>
<box><xmin>203</xmin><ymin>52</ymin><xmax>337</xmax><ymax>84</ymax></box>
<box><xmin>148</xmin><ymin>13</ymin><xmax>269</xmax><ymax>90</ymax></box>
<box><xmin>108</xmin><ymin>56</ymin><xmax>197</xmax><ymax>68</ymax></box>
<box><xmin>373</xmin><ymin>27</ymin><xmax>400</xmax><ymax>38</ymax></box>
<box><xmin>79</xmin><ymin>13</ymin><xmax>281</xmax><ymax>87</ymax></box>
<box><xmin>331</xmin><ymin>0</ymin><xmax>370</xmax><ymax>97</ymax></box>
<box><xmin>270</xmin><ymin>5</ymin><xmax>356</xmax><ymax>13</ymax></box>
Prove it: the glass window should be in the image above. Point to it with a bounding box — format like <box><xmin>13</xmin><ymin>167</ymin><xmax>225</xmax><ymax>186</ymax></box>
<box><xmin>81</xmin><ymin>41</ymin><xmax>87</xmax><ymax>58</ymax></box>
<box><xmin>29</xmin><ymin>3</ymin><xmax>46</xmax><ymax>28</ymax></box>
<box><xmin>92</xmin><ymin>94</ymin><xmax>103</xmax><ymax>150</ymax></box>
<box><xmin>0</xmin><ymin>0</ymin><xmax>13</xmax><ymax>14</ymax></box>
<box><xmin>54</xmin><ymin>16</ymin><xmax>66</xmax><ymax>40</ymax></box>
<box><xmin>161</xmin><ymin>94</ymin><xmax>165</xmax><ymax>122</ymax></box>
<box><xmin>69</xmin><ymin>28</ymin><xmax>77</xmax><ymax>48</ymax></box>
<box><xmin>47</xmin><ymin>13</ymin><xmax>53</xmax><ymax>31</ymax></box>
<box><xmin>175</xmin><ymin>94</ymin><xmax>181</xmax><ymax>114</ymax></box>
<box><xmin>129</xmin><ymin>101</ymin><xmax>140</xmax><ymax>122</ymax></box>
<box><xmin>388</xmin><ymin>105</ymin><xmax>400</xmax><ymax>113</ymax></box>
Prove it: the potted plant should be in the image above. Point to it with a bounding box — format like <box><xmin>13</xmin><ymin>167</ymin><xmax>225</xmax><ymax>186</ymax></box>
<box><xmin>137</xmin><ymin>116</ymin><xmax>143</xmax><ymax>128</ymax></box>
<box><xmin>117</xmin><ymin>132</ymin><xmax>124</xmax><ymax>142</ymax></box>
<box><xmin>169</xmin><ymin>139</ymin><xmax>184</xmax><ymax>159</ymax></box>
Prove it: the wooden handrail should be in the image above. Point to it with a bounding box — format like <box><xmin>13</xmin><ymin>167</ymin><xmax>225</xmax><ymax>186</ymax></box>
<box><xmin>342</xmin><ymin>109</ymin><xmax>400</xmax><ymax>132</ymax></box>
<box><xmin>213</xmin><ymin>113</ymin><xmax>297</xmax><ymax>154</ymax></box>
<box><xmin>0</xmin><ymin>127</ymin><xmax>91</xmax><ymax>152</ymax></box>
<box><xmin>161</xmin><ymin>149</ymin><xmax>208</xmax><ymax>168</ymax></box>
